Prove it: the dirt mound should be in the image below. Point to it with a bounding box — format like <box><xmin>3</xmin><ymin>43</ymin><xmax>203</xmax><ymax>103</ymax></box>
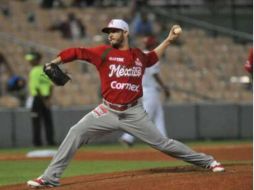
<box><xmin>1</xmin><ymin>163</ymin><xmax>252</xmax><ymax>190</ymax></box>
<box><xmin>0</xmin><ymin>144</ymin><xmax>252</xmax><ymax>190</ymax></box>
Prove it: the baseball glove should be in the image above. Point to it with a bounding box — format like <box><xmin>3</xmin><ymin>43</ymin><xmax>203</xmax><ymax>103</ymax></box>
<box><xmin>43</xmin><ymin>64</ymin><xmax>70</xmax><ymax>86</ymax></box>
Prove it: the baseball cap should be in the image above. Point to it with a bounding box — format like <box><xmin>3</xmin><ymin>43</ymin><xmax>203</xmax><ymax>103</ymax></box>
<box><xmin>102</xmin><ymin>19</ymin><xmax>129</xmax><ymax>33</ymax></box>
<box><xmin>25</xmin><ymin>51</ymin><xmax>41</xmax><ymax>61</ymax></box>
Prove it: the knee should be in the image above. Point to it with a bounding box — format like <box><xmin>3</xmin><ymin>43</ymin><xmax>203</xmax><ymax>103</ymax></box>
<box><xmin>151</xmin><ymin>138</ymin><xmax>174</xmax><ymax>152</ymax></box>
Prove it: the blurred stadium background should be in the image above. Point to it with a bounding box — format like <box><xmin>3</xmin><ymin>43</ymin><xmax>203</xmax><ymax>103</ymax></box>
<box><xmin>0</xmin><ymin>0</ymin><xmax>252</xmax><ymax>147</ymax></box>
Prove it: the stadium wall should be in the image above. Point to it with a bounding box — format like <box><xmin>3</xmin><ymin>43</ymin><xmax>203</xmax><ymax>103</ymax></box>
<box><xmin>0</xmin><ymin>103</ymin><xmax>252</xmax><ymax>148</ymax></box>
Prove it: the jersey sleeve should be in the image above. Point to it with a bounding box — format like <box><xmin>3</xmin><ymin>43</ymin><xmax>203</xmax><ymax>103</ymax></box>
<box><xmin>58</xmin><ymin>46</ymin><xmax>107</xmax><ymax>68</ymax></box>
<box><xmin>144</xmin><ymin>51</ymin><xmax>159</xmax><ymax>67</ymax></box>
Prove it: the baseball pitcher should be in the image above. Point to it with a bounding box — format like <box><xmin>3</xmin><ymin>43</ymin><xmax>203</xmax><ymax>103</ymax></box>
<box><xmin>27</xmin><ymin>19</ymin><xmax>224</xmax><ymax>188</ymax></box>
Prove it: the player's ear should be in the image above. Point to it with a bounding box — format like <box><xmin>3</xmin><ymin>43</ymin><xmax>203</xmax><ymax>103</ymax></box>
<box><xmin>123</xmin><ymin>30</ymin><xmax>129</xmax><ymax>37</ymax></box>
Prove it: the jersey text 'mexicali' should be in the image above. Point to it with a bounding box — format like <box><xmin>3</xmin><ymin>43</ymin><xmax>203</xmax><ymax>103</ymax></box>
<box><xmin>108</xmin><ymin>65</ymin><xmax>142</xmax><ymax>78</ymax></box>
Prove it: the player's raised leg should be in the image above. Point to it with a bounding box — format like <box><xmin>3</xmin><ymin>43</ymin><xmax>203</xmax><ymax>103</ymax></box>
<box><xmin>120</xmin><ymin>104</ymin><xmax>224</xmax><ymax>172</ymax></box>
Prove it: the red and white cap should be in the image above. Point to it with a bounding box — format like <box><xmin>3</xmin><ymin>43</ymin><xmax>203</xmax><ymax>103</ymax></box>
<box><xmin>102</xmin><ymin>19</ymin><xmax>129</xmax><ymax>33</ymax></box>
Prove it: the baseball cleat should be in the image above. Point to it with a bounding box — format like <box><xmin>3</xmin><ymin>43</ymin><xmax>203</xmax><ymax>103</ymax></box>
<box><xmin>209</xmin><ymin>161</ymin><xmax>225</xmax><ymax>172</ymax></box>
<box><xmin>27</xmin><ymin>177</ymin><xmax>59</xmax><ymax>188</ymax></box>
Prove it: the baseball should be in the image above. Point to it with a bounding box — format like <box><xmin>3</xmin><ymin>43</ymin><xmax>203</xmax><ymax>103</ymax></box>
<box><xmin>174</xmin><ymin>27</ymin><xmax>182</xmax><ymax>35</ymax></box>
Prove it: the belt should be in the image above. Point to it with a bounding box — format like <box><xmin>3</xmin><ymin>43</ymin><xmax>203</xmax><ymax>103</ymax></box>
<box><xmin>103</xmin><ymin>99</ymin><xmax>138</xmax><ymax>111</ymax></box>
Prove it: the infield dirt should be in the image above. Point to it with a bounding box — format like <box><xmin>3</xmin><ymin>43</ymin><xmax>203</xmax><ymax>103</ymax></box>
<box><xmin>0</xmin><ymin>144</ymin><xmax>252</xmax><ymax>190</ymax></box>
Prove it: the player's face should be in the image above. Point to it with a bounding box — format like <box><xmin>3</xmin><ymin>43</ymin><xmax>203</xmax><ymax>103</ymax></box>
<box><xmin>108</xmin><ymin>29</ymin><xmax>125</xmax><ymax>48</ymax></box>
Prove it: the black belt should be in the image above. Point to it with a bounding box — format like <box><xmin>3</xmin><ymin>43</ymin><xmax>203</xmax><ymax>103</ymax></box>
<box><xmin>103</xmin><ymin>100</ymin><xmax>138</xmax><ymax>111</ymax></box>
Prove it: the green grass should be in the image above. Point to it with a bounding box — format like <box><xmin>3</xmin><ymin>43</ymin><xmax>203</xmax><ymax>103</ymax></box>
<box><xmin>0</xmin><ymin>159</ymin><xmax>251</xmax><ymax>186</ymax></box>
<box><xmin>0</xmin><ymin>139</ymin><xmax>252</xmax><ymax>186</ymax></box>
<box><xmin>0</xmin><ymin>160</ymin><xmax>184</xmax><ymax>186</ymax></box>
<box><xmin>183</xmin><ymin>139</ymin><xmax>252</xmax><ymax>146</ymax></box>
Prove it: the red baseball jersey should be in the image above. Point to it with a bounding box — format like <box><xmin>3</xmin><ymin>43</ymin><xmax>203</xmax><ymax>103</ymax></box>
<box><xmin>58</xmin><ymin>45</ymin><xmax>158</xmax><ymax>104</ymax></box>
<box><xmin>244</xmin><ymin>48</ymin><xmax>253</xmax><ymax>74</ymax></box>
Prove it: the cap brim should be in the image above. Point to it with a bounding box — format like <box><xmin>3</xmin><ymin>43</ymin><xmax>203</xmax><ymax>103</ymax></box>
<box><xmin>102</xmin><ymin>27</ymin><xmax>110</xmax><ymax>33</ymax></box>
<box><xmin>102</xmin><ymin>27</ymin><xmax>124</xmax><ymax>34</ymax></box>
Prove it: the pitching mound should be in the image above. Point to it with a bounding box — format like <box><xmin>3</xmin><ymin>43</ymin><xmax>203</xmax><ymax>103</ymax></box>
<box><xmin>1</xmin><ymin>163</ymin><xmax>252</xmax><ymax>190</ymax></box>
<box><xmin>0</xmin><ymin>144</ymin><xmax>252</xmax><ymax>190</ymax></box>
